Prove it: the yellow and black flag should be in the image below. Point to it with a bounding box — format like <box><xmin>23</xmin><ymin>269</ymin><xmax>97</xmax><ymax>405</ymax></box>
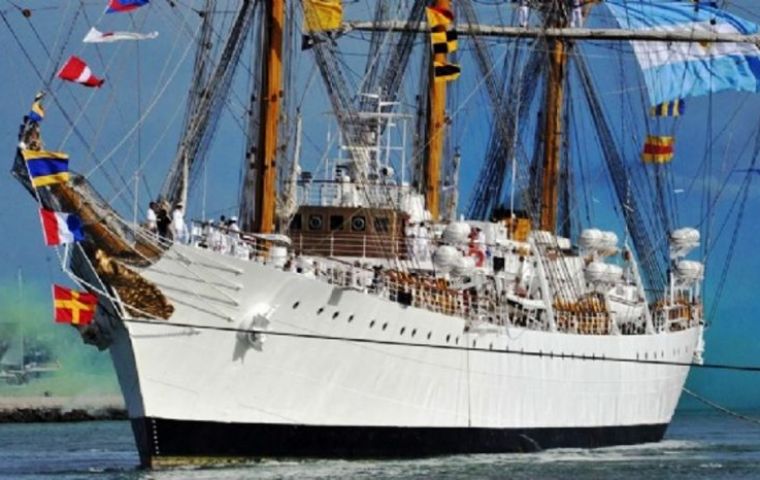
<box><xmin>433</xmin><ymin>61</ymin><xmax>461</xmax><ymax>82</ymax></box>
<box><xmin>426</xmin><ymin>6</ymin><xmax>454</xmax><ymax>29</ymax></box>
<box><xmin>431</xmin><ymin>29</ymin><xmax>458</xmax><ymax>54</ymax></box>
<box><xmin>304</xmin><ymin>0</ymin><xmax>343</xmax><ymax>33</ymax></box>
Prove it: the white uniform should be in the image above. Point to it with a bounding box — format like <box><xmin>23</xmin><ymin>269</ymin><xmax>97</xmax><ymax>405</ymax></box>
<box><xmin>518</xmin><ymin>0</ymin><xmax>529</xmax><ymax>28</ymax></box>
<box><xmin>172</xmin><ymin>208</ymin><xmax>188</xmax><ymax>244</ymax></box>
<box><xmin>416</xmin><ymin>225</ymin><xmax>431</xmax><ymax>262</ymax></box>
<box><xmin>146</xmin><ymin>208</ymin><xmax>157</xmax><ymax>232</ymax></box>
<box><xmin>570</xmin><ymin>0</ymin><xmax>583</xmax><ymax>28</ymax></box>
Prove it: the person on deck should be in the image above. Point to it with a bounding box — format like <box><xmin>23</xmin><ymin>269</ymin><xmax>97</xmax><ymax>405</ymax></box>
<box><xmin>146</xmin><ymin>202</ymin><xmax>158</xmax><ymax>234</ymax></box>
<box><xmin>406</xmin><ymin>222</ymin><xmax>418</xmax><ymax>262</ymax></box>
<box><xmin>156</xmin><ymin>205</ymin><xmax>171</xmax><ymax>240</ymax></box>
<box><xmin>517</xmin><ymin>0</ymin><xmax>530</xmax><ymax>28</ymax></box>
<box><xmin>171</xmin><ymin>203</ymin><xmax>189</xmax><ymax>244</ymax></box>
<box><xmin>570</xmin><ymin>0</ymin><xmax>584</xmax><ymax>28</ymax></box>
<box><xmin>416</xmin><ymin>222</ymin><xmax>431</xmax><ymax>263</ymax></box>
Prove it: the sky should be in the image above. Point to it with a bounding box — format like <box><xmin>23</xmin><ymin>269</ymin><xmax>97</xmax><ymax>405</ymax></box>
<box><xmin>0</xmin><ymin>0</ymin><xmax>759</xmax><ymax>411</ymax></box>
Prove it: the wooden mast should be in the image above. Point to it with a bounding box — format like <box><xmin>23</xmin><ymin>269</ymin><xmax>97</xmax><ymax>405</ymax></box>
<box><xmin>424</xmin><ymin>0</ymin><xmax>451</xmax><ymax>221</ymax></box>
<box><xmin>539</xmin><ymin>3</ymin><xmax>569</xmax><ymax>233</ymax></box>
<box><xmin>254</xmin><ymin>0</ymin><xmax>284</xmax><ymax>233</ymax></box>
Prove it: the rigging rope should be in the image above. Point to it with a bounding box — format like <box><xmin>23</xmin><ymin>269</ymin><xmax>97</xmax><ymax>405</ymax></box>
<box><xmin>682</xmin><ymin>387</ymin><xmax>760</xmax><ymax>427</ymax></box>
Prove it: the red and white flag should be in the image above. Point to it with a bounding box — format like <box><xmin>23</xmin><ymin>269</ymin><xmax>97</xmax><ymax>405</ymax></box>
<box><xmin>57</xmin><ymin>56</ymin><xmax>105</xmax><ymax>88</ymax></box>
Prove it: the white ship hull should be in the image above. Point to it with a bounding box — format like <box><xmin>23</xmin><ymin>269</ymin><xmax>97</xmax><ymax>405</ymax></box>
<box><xmin>102</xmin><ymin>245</ymin><xmax>700</xmax><ymax>467</ymax></box>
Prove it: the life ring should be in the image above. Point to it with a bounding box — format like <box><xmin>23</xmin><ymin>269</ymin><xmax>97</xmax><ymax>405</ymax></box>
<box><xmin>468</xmin><ymin>246</ymin><xmax>486</xmax><ymax>267</ymax></box>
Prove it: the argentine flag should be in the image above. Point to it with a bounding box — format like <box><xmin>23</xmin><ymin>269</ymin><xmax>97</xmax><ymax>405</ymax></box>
<box><xmin>605</xmin><ymin>1</ymin><xmax>760</xmax><ymax>106</ymax></box>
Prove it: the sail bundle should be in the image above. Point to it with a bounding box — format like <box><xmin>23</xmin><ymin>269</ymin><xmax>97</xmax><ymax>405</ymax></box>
<box><xmin>606</xmin><ymin>1</ymin><xmax>760</xmax><ymax>106</ymax></box>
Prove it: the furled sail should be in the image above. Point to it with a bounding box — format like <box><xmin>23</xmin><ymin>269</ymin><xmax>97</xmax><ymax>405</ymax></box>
<box><xmin>606</xmin><ymin>0</ymin><xmax>760</xmax><ymax>106</ymax></box>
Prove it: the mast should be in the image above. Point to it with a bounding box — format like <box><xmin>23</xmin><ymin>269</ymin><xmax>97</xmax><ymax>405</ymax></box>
<box><xmin>539</xmin><ymin>2</ymin><xmax>569</xmax><ymax>233</ymax></box>
<box><xmin>253</xmin><ymin>0</ymin><xmax>284</xmax><ymax>233</ymax></box>
<box><xmin>424</xmin><ymin>0</ymin><xmax>450</xmax><ymax>221</ymax></box>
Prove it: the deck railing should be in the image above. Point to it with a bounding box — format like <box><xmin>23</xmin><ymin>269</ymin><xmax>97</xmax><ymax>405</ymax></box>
<box><xmin>182</xmin><ymin>222</ymin><xmax>697</xmax><ymax>335</ymax></box>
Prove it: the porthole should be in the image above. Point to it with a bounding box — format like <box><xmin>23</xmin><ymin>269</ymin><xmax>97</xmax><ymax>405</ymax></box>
<box><xmin>382</xmin><ymin>322</ymin><xmax>388</xmax><ymax>331</ymax></box>
<box><xmin>411</xmin><ymin>329</ymin><xmax>417</xmax><ymax>337</ymax></box>
<box><xmin>332</xmin><ymin>311</ymin><xmax>340</xmax><ymax>319</ymax></box>
<box><xmin>446</xmin><ymin>334</ymin><xmax>451</xmax><ymax>343</ymax></box>
<box><xmin>317</xmin><ymin>307</ymin><xmax>324</xmax><ymax>315</ymax></box>
<box><xmin>645</xmin><ymin>352</ymin><xmax>649</xmax><ymax>360</ymax></box>
<box><xmin>369</xmin><ymin>320</ymin><xmax>376</xmax><ymax>328</ymax></box>
<box><xmin>427</xmin><ymin>331</ymin><xmax>432</xmax><ymax>340</ymax></box>
<box><xmin>400</xmin><ymin>327</ymin><xmax>406</xmax><ymax>335</ymax></box>
<box><xmin>308</xmin><ymin>214</ymin><xmax>323</xmax><ymax>231</ymax></box>
<box><xmin>472</xmin><ymin>340</ymin><xmax>477</xmax><ymax>347</ymax></box>
<box><xmin>292</xmin><ymin>301</ymin><xmax>300</xmax><ymax>309</ymax></box>
<box><xmin>455</xmin><ymin>337</ymin><xmax>459</xmax><ymax>345</ymax></box>
<box><xmin>351</xmin><ymin>216</ymin><xmax>366</xmax><ymax>232</ymax></box>
<box><xmin>636</xmin><ymin>352</ymin><xmax>640</xmax><ymax>360</ymax></box>
<box><xmin>348</xmin><ymin>315</ymin><xmax>354</xmax><ymax>323</ymax></box>
<box><xmin>489</xmin><ymin>343</ymin><xmax>493</xmax><ymax>350</ymax></box>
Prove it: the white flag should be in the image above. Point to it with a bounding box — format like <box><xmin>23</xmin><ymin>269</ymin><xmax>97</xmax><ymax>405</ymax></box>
<box><xmin>82</xmin><ymin>27</ymin><xmax>158</xmax><ymax>43</ymax></box>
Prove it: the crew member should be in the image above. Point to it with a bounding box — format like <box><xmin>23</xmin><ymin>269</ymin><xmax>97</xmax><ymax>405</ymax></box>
<box><xmin>171</xmin><ymin>203</ymin><xmax>189</xmax><ymax>244</ymax></box>
<box><xmin>516</xmin><ymin>0</ymin><xmax>530</xmax><ymax>28</ymax></box>
<box><xmin>570</xmin><ymin>0</ymin><xmax>584</xmax><ymax>28</ymax></box>
<box><xmin>146</xmin><ymin>201</ymin><xmax>158</xmax><ymax>234</ymax></box>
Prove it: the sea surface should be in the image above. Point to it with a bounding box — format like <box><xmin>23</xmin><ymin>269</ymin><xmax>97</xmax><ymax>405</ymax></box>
<box><xmin>0</xmin><ymin>411</ymin><xmax>758</xmax><ymax>479</ymax></box>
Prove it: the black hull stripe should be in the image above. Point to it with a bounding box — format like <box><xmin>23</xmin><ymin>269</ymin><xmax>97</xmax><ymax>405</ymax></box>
<box><xmin>132</xmin><ymin>418</ymin><xmax>668</xmax><ymax>468</ymax></box>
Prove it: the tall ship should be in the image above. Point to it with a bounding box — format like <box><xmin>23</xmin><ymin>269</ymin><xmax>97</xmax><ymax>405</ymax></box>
<box><xmin>9</xmin><ymin>0</ymin><xmax>760</xmax><ymax>468</ymax></box>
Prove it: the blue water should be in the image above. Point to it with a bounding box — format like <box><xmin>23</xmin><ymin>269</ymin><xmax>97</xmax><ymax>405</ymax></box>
<box><xmin>0</xmin><ymin>412</ymin><xmax>759</xmax><ymax>479</ymax></box>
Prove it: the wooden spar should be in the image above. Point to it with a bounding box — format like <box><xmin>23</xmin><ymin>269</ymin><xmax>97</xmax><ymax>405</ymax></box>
<box><xmin>344</xmin><ymin>21</ymin><xmax>760</xmax><ymax>44</ymax></box>
<box><xmin>254</xmin><ymin>0</ymin><xmax>284</xmax><ymax>234</ymax></box>
<box><xmin>540</xmin><ymin>36</ymin><xmax>566</xmax><ymax>233</ymax></box>
<box><xmin>424</xmin><ymin>0</ymin><xmax>450</xmax><ymax>221</ymax></box>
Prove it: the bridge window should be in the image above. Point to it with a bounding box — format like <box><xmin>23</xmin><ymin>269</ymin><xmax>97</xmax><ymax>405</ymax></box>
<box><xmin>289</xmin><ymin>214</ymin><xmax>302</xmax><ymax>231</ymax></box>
<box><xmin>330</xmin><ymin>215</ymin><xmax>344</xmax><ymax>231</ymax></box>
<box><xmin>374</xmin><ymin>217</ymin><xmax>390</xmax><ymax>233</ymax></box>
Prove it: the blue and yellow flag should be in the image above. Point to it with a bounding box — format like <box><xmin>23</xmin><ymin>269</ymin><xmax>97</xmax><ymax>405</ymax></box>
<box><xmin>28</xmin><ymin>101</ymin><xmax>45</xmax><ymax>123</ymax></box>
<box><xmin>650</xmin><ymin>99</ymin><xmax>685</xmax><ymax>117</ymax></box>
<box><xmin>21</xmin><ymin>150</ymin><xmax>70</xmax><ymax>188</ymax></box>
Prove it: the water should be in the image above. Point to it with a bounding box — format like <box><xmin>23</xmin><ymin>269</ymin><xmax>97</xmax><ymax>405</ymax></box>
<box><xmin>0</xmin><ymin>412</ymin><xmax>758</xmax><ymax>479</ymax></box>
